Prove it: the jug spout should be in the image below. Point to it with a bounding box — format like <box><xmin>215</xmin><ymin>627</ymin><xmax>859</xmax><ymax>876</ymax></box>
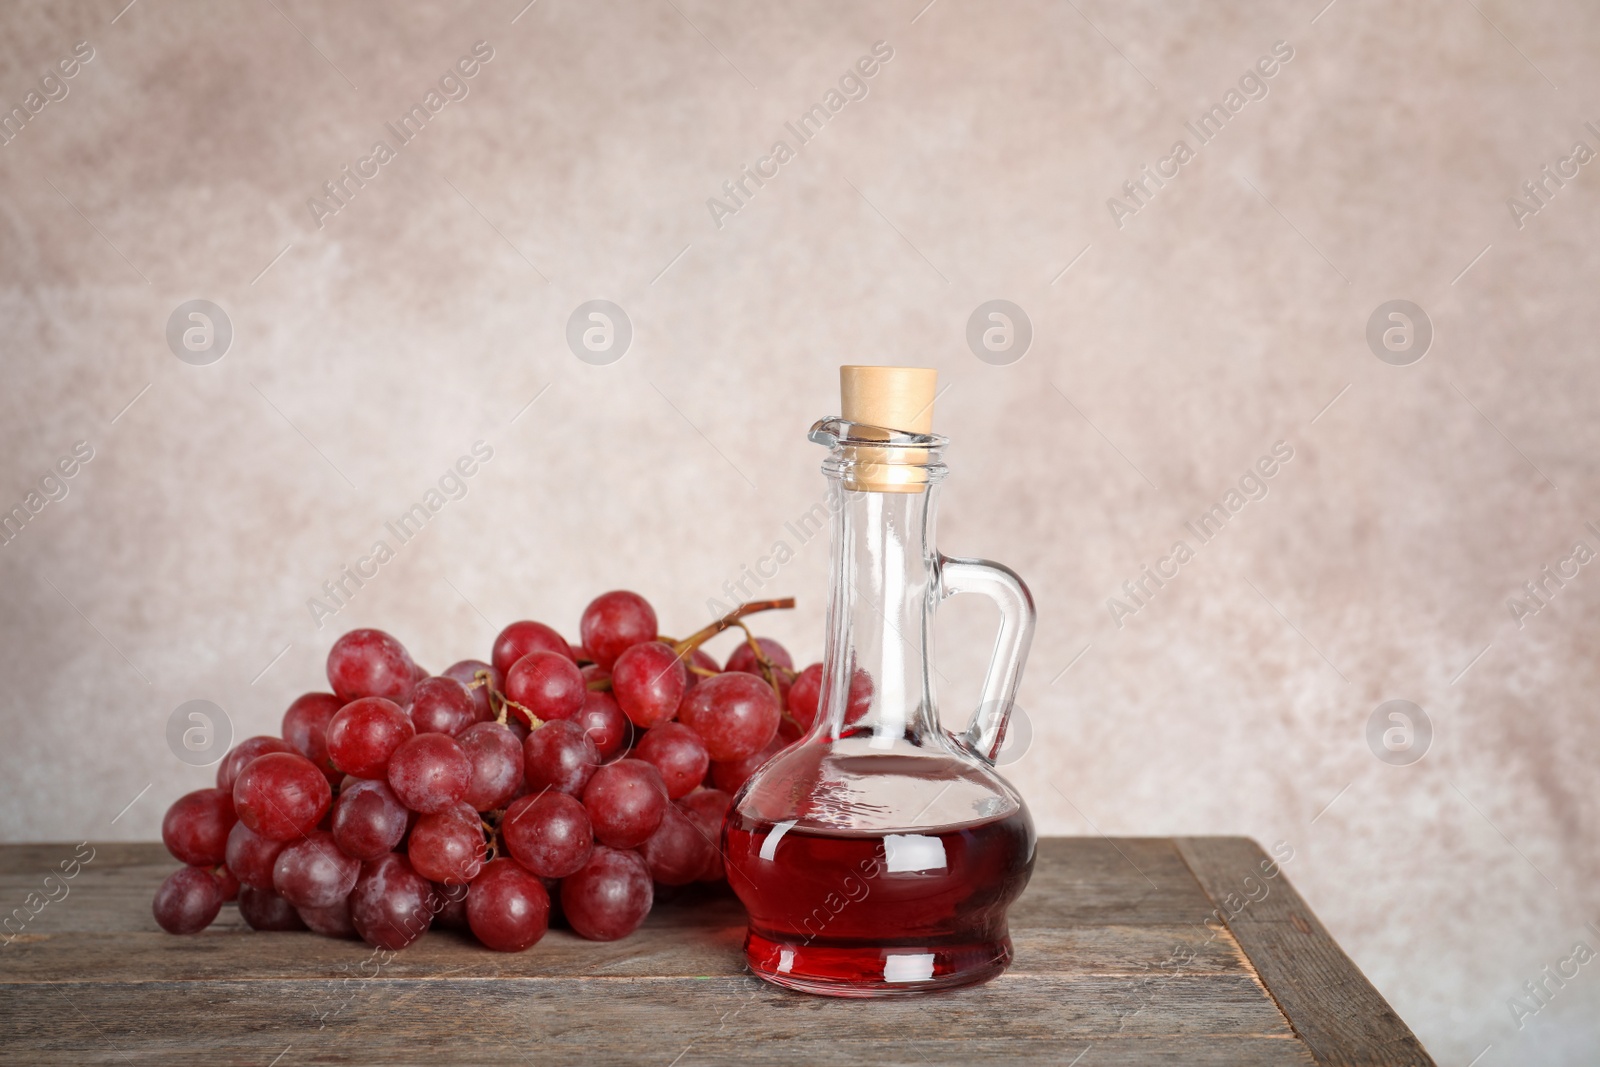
<box><xmin>809</xmin><ymin>415</ymin><xmax>948</xmax><ymax>495</ymax></box>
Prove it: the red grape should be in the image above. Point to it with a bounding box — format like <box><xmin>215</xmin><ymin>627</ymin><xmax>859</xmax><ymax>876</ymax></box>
<box><xmin>281</xmin><ymin>692</ymin><xmax>344</xmax><ymax>784</ymax></box>
<box><xmin>725</xmin><ymin>637</ymin><xmax>793</xmax><ymax>701</ymax></box>
<box><xmin>634</xmin><ymin>722</ymin><xmax>709</xmax><ymax>800</ymax></box>
<box><xmin>386</xmin><ymin>733</ymin><xmax>471</xmax><ymax>814</ymax></box>
<box><xmin>350</xmin><ymin>853</ymin><xmax>438</xmax><ymax>950</ymax></box>
<box><xmin>611</xmin><ymin>641</ymin><xmax>687</xmax><ymax>728</ymax></box>
<box><xmin>407</xmin><ymin>808</ymin><xmax>487</xmax><ymax>885</ymax></box>
<box><xmin>326</xmin><ymin>696</ymin><xmax>414</xmax><ymax>779</ymax></box>
<box><xmin>523</xmin><ymin>719</ymin><xmax>600</xmax><ymax>797</ymax></box>
<box><xmin>581</xmin><ymin>759</ymin><xmax>667</xmax><ymax>849</ymax></box>
<box><xmin>331</xmin><ymin>778</ymin><xmax>409</xmax><ymax>860</ymax></box>
<box><xmin>639</xmin><ymin>803</ymin><xmax>715</xmax><ymax>886</ymax></box>
<box><xmin>233</xmin><ymin>752</ymin><xmax>332</xmax><ymax>841</ymax></box>
<box><xmin>710</xmin><ymin>735</ymin><xmax>785</xmax><ymax>794</ymax></box>
<box><xmin>327</xmin><ymin>628</ymin><xmax>417</xmax><ymax>704</ymax></box>
<box><xmin>238</xmin><ymin>884</ymin><xmax>306</xmax><ymax>931</ymax></box>
<box><xmin>441</xmin><ymin>659</ymin><xmax>501</xmax><ymax>722</ymax></box>
<box><xmin>273</xmin><ymin>830</ymin><xmax>361</xmax><ymax>908</ymax></box>
<box><xmin>298</xmin><ymin>896</ymin><xmax>357</xmax><ymax>938</ymax></box>
<box><xmin>491</xmin><ymin>620</ymin><xmax>574</xmax><ymax>675</ymax></box>
<box><xmin>467</xmin><ymin>859</ymin><xmax>551</xmax><ymax>952</ymax></box>
<box><xmin>842</xmin><ymin>667</ymin><xmax>876</xmax><ymax>726</ymax></box>
<box><xmin>786</xmin><ymin>663</ymin><xmax>823</xmax><ymax>731</ymax></box>
<box><xmin>226</xmin><ymin>821</ymin><xmax>288</xmax><ymax>890</ymax></box>
<box><xmin>211</xmin><ymin>865</ymin><xmax>240</xmax><ymax>902</ymax></box>
<box><xmin>504</xmin><ymin>651</ymin><xmax>585</xmax><ymax>724</ymax></box>
<box><xmin>572</xmin><ymin>689</ymin><xmax>630</xmax><ymax>761</ymax></box>
<box><xmin>579</xmin><ymin>591</ymin><xmax>657</xmax><ymax>671</ymax></box>
<box><xmin>458</xmin><ymin>721</ymin><xmax>524</xmax><ymax>811</ymax></box>
<box><xmin>677</xmin><ymin>788</ymin><xmax>733</xmax><ymax>882</ymax></box>
<box><xmin>678</xmin><ymin>672</ymin><xmax>780</xmax><ymax>761</ymax></box>
<box><xmin>162</xmin><ymin>788</ymin><xmax>237</xmax><ymax>867</ymax></box>
<box><xmin>153</xmin><ymin>866</ymin><xmax>223</xmax><ymax>934</ymax></box>
<box><xmin>561</xmin><ymin>847</ymin><xmax>653</xmax><ymax>941</ymax></box>
<box><xmin>215</xmin><ymin>736</ymin><xmax>294</xmax><ymax>794</ymax></box>
<box><xmin>785</xmin><ymin>664</ymin><xmax>873</xmax><ymax>732</ymax></box>
<box><xmin>442</xmin><ymin>799</ymin><xmax>481</xmax><ymax>823</ymax></box>
<box><xmin>407</xmin><ymin>676</ymin><xmax>478</xmax><ymax>737</ymax></box>
<box><xmin>433</xmin><ymin>881</ymin><xmax>470</xmax><ymax>930</ymax></box>
<box><xmin>502</xmin><ymin>792</ymin><xmax>593</xmax><ymax>878</ymax></box>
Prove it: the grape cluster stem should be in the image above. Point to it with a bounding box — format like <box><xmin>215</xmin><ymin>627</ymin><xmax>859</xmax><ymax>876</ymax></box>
<box><xmin>669</xmin><ymin>598</ymin><xmax>797</xmax><ymax>708</ymax></box>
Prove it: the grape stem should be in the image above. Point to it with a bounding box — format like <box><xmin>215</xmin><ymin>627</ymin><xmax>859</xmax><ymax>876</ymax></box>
<box><xmin>498</xmin><ymin>696</ymin><xmax>543</xmax><ymax>730</ymax></box>
<box><xmin>670</xmin><ymin>597</ymin><xmax>795</xmax><ymax>657</ymax></box>
<box><xmin>668</xmin><ymin>597</ymin><xmax>797</xmax><ymax>705</ymax></box>
<box><xmin>475</xmin><ymin>669</ymin><xmax>544</xmax><ymax>730</ymax></box>
<box><xmin>730</xmin><ymin>620</ymin><xmax>788</xmax><ymax>706</ymax></box>
<box><xmin>480</xmin><ymin>810</ymin><xmax>503</xmax><ymax>862</ymax></box>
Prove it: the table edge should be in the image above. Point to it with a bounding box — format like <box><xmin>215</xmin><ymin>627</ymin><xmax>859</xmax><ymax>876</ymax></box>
<box><xmin>1171</xmin><ymin>836</ymin><xmax>1436</xmax><ymax>1067</ymax></box>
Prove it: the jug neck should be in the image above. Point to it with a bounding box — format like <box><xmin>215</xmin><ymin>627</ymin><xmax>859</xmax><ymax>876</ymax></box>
<box><xmin>817</xmin><ymin>474</ymin><xmax>946</xmax><ymax>748</ymax></box>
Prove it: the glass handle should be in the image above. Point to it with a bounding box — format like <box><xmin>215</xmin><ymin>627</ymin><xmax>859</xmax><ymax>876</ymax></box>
<box><xmin>935</xmin><ymin>555</ymin><xmax>1035</xmax><ymax>763</ymax></box>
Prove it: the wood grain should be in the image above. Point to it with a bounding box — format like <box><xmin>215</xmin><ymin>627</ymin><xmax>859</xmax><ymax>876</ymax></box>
<box><xmin>0</xmin><ymin>838</ymin><xmax>1431</xmax><ymax>1066</ymax></box>
<box><xmin>1174</xmin><ymin>837</ymin><xmax>1436</xmax><ymax>1067</ymax></box>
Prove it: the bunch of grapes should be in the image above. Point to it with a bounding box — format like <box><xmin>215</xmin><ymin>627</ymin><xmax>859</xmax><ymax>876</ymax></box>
<box><xmin>152</xmin><ymin>591</ymin><xmax>831</xmax><ymax>953</ymax></box>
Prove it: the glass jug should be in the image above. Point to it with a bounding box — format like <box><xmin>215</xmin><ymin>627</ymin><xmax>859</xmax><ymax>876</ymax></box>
<box><xmin>725</xmin><ymin>365</ymin><xmax>1037</xmax><ymax>997</ymax></box>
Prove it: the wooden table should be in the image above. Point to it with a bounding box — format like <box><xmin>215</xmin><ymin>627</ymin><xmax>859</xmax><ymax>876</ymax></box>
<box><xmin>0</xmin><ymin>838</ymin><xmax>1433</xmax><ymax>1065</ymax></box>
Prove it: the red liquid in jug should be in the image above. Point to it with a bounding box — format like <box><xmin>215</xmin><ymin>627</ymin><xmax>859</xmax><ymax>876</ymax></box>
<box><xmin>723</xmin><ymin>807</ymin><xmax>1034</xmax><ymax>995</ymax></box>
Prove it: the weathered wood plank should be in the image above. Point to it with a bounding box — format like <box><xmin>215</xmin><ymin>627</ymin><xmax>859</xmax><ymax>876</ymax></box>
<box><xmin>0</xmin><ymin>923</ymin><xmax>1251</xmax><ymax>983</ymax></box>
<box><xmin>1173</xmin><ymin>837</ymin><xmax>1435</xmax><ymax>1067</ymax></box>
<box><xmin>0</xmin><ymin>977</ymin><xmax>1310</xmax><ymax>1065</ymax></box>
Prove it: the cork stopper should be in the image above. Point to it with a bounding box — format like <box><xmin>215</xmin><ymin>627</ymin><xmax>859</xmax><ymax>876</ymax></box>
<box><xmin>840</xmin><ymin>366</ymin><xmax>938</xmax><ymax>434</ymax></box>
<box><xmin>837</xmin><ymin>366</ymin><xmax>937</xmax><ymax>493</ymax></box>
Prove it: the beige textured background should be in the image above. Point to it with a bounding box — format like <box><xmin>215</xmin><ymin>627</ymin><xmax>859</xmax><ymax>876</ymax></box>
<box><xmin>3</xmin><ymin>0</ymin><xmax>1598</xmax><ymax>1061</ymax></box>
